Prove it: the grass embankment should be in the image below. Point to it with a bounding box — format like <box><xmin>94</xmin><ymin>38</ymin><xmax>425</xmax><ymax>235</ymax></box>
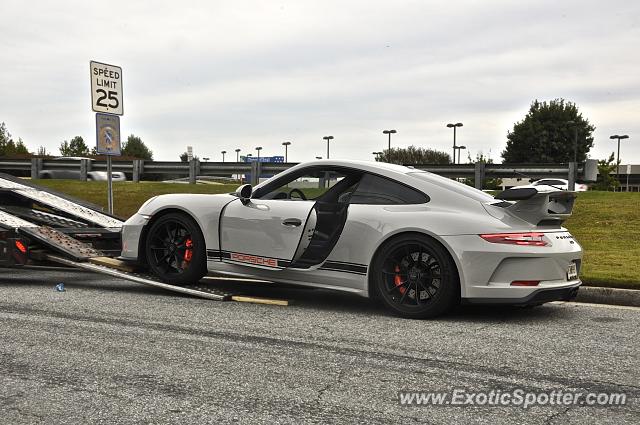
<box><xmin>32</xmin><ymin>180</ymin><xmax>238</xmax><ymax>218</ymax></box>
<box><xmin>33</xmin><ymin>180</ymin><xmax>640</xmax><ymax>289</ymax></box>
<box><xmin>563</xmin><ymin>192</ymin><xmax>640</xmax><ymax>289</ymax></box>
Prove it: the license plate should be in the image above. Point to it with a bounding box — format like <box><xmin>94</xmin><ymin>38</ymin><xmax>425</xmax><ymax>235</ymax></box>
<box><xmin>567</xmin><ymin>263</ymin><xmax>578</xmax><ymax>281</ymax></box>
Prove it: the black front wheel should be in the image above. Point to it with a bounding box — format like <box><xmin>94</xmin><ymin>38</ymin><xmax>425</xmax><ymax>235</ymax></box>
<box><xmin>373</xmin><ymin>234</ymin><xmax>458</xmax><ymax>319</ymax></box>
<box><xmin>145</xmin><ymin>213</ymin><xmax>207</xmax><ymax>285</ymax></box>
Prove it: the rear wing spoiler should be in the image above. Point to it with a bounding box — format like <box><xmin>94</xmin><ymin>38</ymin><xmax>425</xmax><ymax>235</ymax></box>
<box><xmin>494</xmin><ymin>188</ymin><xmax>577</xmax><ymax>226</ymax></box>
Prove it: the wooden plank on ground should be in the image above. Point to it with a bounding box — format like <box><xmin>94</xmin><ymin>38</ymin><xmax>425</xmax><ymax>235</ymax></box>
<box><xmin>88</xmin><ymin>256</ymin><xmax>138</xmax><ymax>273</ymax></box>
<box><xmin>231</xmin><ymin>295</ymin><xmax>289</xmax><ymax>306</ymax></box>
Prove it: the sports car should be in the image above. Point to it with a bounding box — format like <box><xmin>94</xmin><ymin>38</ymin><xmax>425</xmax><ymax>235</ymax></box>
<box><xmin>120</xmin><ymin>160</ymin><xmax>582</xmax><ymax>318</ymax></box>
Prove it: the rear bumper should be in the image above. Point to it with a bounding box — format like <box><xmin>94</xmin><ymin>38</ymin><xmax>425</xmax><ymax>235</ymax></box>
<box><xmin>463</xmin><ymin>282</ymin><xmax>581</xmax><ymax>306</ymax></box>
<box><xmin>441</xmin><ymin>231</ymin><xmax>582</xmax><ymax>300</ymax></box>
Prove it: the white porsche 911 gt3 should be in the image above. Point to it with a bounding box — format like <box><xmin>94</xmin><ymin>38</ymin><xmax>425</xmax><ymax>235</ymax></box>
<box><xmin>121</xmin><ymin>160</ymin><xmax>582</xmax><ymax>318</ymax></box>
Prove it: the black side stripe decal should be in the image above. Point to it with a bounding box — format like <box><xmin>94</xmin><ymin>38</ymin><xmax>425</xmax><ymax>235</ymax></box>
<box><xmin>208</xmin><ymin>250</ymin><xmax>367</xmax><ymax>275</ymax></box>
<box><xmin>207</xmin><ymin>250</ymin><xmax>221</xmax><ymax>260</ymax></box>
<box><xmin>320</xmin><ymin>261</ymin><xmax>368</xmax><ymax>275</ymax></box>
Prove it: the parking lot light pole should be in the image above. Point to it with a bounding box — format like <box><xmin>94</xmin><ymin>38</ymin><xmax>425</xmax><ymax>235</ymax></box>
<box><xmin>455</xmin><ymin>145</ymin><xmax>466</xmax><ymax>165</ymax></box>
<box><xmin>235</xmin><ymin>149</ymin><xmax>241</xmax><ymax>162</ymax></box>
<box><xmin>382</xmin><ymin>129</ymin><xmax>397</xmax><ymax>151</ymax></box>
<box><xmin>566</xmin><ymin>121</ymin><xmax>579</xmax><ymax>191</ymax></box>
<box><xmin>221</xmin><ymin>151</ymin><xmax>226</xmax><ymax>162</ymax></box>
<box><xmin>282</xmin><ymin>141</ymin><xmax>291</xmax><ymax>162</ymax></box>
<box><xmin>610</xmin><ymin>134</ymin><xmax>629</xmax><ymax>189</ymax></box>
<box><xmin>323</xmin><ymin>136</ymin><xmax>334</xmax><ymax>159</ymax></box>
<box><xmin>446</xmin><ymin>122</ymin><xmax>463</xmax><ymax>164</ymax></box>
<box><xmin>566</xmin><ymin>121</ymin><xmax>579</xmax><ymax>164</ymax></box>
<box><xmin>255</xmin><ymin>146</ymin><xmax>262</xmax><ymax>161</ymax></box>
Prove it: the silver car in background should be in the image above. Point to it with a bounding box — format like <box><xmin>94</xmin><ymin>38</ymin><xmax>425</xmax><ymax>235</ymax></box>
<box><xmin>38</xmin><ymin>157</ymin><xmax>126</xmax><ymax>181</ymax></box>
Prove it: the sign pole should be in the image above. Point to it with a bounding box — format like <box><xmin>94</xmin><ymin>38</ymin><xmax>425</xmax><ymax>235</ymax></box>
<box><xmin>90</xmin><ymin>60</ymin><xmax>123</xmax><ymax>215</ymax></box>
<box><xmin>107</xmin><ymin>155</ymin><xmax>113</xmax><ymax>214</ymax></box>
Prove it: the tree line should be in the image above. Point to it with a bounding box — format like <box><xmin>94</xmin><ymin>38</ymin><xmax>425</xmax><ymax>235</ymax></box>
<box><xmin>0</xmin><ymin>98</ymin><xmax>625</xmax><ymax>189</ymax></box>
<box><xmin>0</xmin><ymin>122</ymin><xmax>153</xmax><ymax>160</ymax></box>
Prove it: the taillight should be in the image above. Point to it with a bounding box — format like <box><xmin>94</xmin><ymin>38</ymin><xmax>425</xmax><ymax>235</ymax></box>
<box><xmin>479</xmin><ymin>232</ymin><xmax>549</xmax><ymax>246</ymax></box>
<box><xmin>15</xmin><ymin>240</ymin><xmax>27</xmax><ymax>254</ymax></box>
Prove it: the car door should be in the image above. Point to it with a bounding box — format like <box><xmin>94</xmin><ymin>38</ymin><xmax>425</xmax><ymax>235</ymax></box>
<box><xmin>219</xmin><ymin>198</ymin><xmax>316</xmax><ymax>269</ymax></box>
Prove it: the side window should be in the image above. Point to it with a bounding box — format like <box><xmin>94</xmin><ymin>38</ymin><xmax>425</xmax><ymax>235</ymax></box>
<box><xmin>350</xmin><ymin>173</ymin><xmax>428</xmax><ymax>205</ymax></box>
<box><xmin>257</xmin><ymin>169</ymin><xmax>351</xmax><ymax>200</ymax></box>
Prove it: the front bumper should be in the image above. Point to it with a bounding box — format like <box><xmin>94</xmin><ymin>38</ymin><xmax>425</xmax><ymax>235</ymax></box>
<box><xmin>120</xmin><ymin>213</ymin><xmax>149</xmax><ymax>260</ymax></box>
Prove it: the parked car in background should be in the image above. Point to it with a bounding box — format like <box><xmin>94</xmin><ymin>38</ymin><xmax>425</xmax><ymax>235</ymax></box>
<box><xmin>38</xmin><ymin>157</ymin><xmax>126</xmax><ymax>181</ymax></box>
<box><xmin>514</xmin><ymin>178</ymin><xmax>588</xmax><ymax>192</ymax></box>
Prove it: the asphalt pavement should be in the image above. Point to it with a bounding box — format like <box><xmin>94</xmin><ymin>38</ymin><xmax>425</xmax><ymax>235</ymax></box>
<box><xmin>1</xmin><ymin>268</ymin><xmax>638</xmax><ymax>424</ymax></box>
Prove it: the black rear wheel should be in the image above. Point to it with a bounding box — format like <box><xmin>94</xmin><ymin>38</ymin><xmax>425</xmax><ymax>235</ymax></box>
<box><xmin>145</xmin><ymin>213</ymin><xmax>207</xmax><ymax>285</ymax></box>
<box><xmin>374</xmin><ymin>234</ymin><xmax>458</xmax><ymax>319</ymax></box>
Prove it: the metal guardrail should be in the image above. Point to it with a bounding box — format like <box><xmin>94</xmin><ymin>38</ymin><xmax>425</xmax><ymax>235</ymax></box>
<box><xmin>0</xmin><ymin>158</ymin><xmax>597</xmax><ymax>189</ymax></box>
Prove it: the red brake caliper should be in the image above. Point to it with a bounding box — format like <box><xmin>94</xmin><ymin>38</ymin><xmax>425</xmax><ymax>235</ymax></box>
<box><xmin>394</xmin><ymin>265</ymin><xmax>406</xmax><ymax>294</ymax></box>
<box><xmin>183</xmin><ymin>238</ymin><xmax>193</xmax><ymax>263</ymax></box>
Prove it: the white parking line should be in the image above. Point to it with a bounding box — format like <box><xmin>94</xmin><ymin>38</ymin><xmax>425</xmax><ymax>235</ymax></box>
<box><xmin>551</xmin><ymin>301</ymin><xmax>640</xmax><ymax>311</ymax></box>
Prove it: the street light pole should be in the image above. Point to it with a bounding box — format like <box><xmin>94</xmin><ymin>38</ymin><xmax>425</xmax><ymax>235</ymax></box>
<box><xmin>255</xmin><ymin>146</ymin><xmax>262</xmax><ymax>161</ymax></box>
<box><xmin>221</xmin><ymin>150</ymin><xmax>226</xmax><ymax>162</ymax></box>
<box><xmin>235</xmin><ymin>148</ymin><xmax>241</xmax><ymax>162</ymax></box>
<box><xmin>446</xmin><ymin>123</ymin><xmax>463</xmax><ymax>164</ymax></box>
<box><xmin>323</xmin><ymin>136</ymin><xmax>334</xmax><ymax>159</ymax></box>
<box><xmin>610</xmin><ymin>134</ymin><xmax>630</xmax><ymax>190</ymax></box>
<box><xmin>282</xmin><ymin>141</ymin><xmax>291</xmax><ymax>162</ymax></box>
<box><xmin>456</xmin><ymin>145</ymin><xmax>466</xmax><ymax>165</ymax></box>
<box><xmin>566</xmin><ymin>121</ymin><xmax>578</xmax><ymax>164</ymax></box>
<box><xmin>382</xmin><ymin>129</ymin><xmax>397</xmax><ymax>151</ymax></box>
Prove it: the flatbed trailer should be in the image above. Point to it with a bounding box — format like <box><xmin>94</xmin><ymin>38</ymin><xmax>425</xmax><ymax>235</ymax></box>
<box><xmin>0</xmin><ymin>173</ymin><xmax>232</xmax><ymax>301</ymax></box>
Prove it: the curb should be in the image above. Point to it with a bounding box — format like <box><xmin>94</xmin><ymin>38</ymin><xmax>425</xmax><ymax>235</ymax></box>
<box><xmin>575</xmin><ymin>286</ymin><xmax>640</xmax><ymax>307</ymax></box>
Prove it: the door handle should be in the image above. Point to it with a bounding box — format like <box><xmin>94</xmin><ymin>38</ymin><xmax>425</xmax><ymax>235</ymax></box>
<box><xmin>282</xmin><ymin>218</ymin><xmax>302</xmax><ymax>227</ymax></box>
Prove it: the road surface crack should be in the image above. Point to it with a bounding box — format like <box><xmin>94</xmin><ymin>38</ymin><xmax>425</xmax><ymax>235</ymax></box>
<box><xmin>544</xmin><ymin>406</ymin><xmax>572</xmax><ymax>425</ymax></box>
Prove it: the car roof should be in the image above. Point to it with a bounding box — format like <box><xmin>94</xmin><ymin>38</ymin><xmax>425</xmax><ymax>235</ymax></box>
<box><xmin>280</xmin><ymin>159</ymin><xmax>418</xmax><ymax>176</ymax></box>
<box><xmin>535</xmin><ymin>178</ymin><xmax>567</xmax><ymax>183</ymax></box>
<box><xmin>256</xmin><ymin>159</ymin><xmax>494</xmax><ymax>203</ymax></box>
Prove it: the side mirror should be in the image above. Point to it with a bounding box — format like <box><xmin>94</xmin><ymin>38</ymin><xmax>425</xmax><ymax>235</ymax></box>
<box><xmin>236</xmin><ymin>184</ymin><xmax>253</xmax><ymax>204</ymax></box>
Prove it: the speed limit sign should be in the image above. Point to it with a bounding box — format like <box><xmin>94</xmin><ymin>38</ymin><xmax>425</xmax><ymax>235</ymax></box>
<box><xmin>90</xmin><ymin>61</ymin><xmax>123</xmax><ymax>115</ymax></box>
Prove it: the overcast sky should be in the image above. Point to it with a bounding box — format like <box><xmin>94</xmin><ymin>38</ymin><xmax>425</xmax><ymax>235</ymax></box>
<box><xmin>1</xmin><ymin>0</ymin><xmax>639</xmax><ymax>163</ymax></box>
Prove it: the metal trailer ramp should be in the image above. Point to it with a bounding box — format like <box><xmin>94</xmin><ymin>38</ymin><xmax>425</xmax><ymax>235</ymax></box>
<box><xmin>46</xmin><ymin>255</ymin><xmax>232</xmax><ymax>301</ymax></box>
<box><xmin>0</xmin><ymin>174</ymin><xmax>286</xmax><ymax>305</ymax></box>
<box><xmin>0</xmin><ymin>174</ymin><xmax>123</xmax><ymax>229</ymax></box>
